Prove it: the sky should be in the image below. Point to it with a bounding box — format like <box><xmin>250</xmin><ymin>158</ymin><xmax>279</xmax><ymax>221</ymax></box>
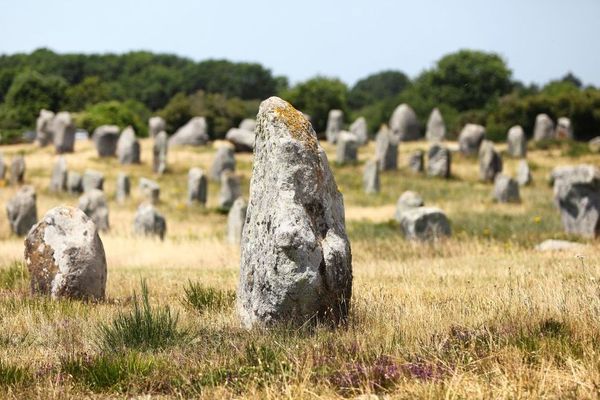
<box><xmin>1</xmin><ymin>0</ymin><xmax>599</xmax><ymax>87</ymax></box>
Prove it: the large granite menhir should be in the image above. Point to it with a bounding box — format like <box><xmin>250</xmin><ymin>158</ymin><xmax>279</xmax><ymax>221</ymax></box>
<box><xmin>237</xmin><ymin>97</ymin><xmax>352</xmax><ymax>329</ymax></box>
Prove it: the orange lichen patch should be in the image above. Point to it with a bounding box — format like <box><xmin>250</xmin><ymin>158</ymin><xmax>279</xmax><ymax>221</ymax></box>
<box><xmin>274</xmin><ymin>102</ymin><xmax>318</xmax><ymax>152</ymax></box>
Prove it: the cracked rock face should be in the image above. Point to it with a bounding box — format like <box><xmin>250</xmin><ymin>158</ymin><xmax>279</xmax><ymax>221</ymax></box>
<box><xmin>237</xmin><ymin>97</ymin><xmax>352</xmax><ymax>329</ymax></box>
<box><xmin>24</xmin><ymin>206</ymin><xmax>107</xmax><ymax>300</ymax></box>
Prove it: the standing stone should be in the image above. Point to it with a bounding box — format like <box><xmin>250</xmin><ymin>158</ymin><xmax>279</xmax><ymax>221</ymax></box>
<box><xmin>116</xmin><ymin>173</ymin><xmax>130</xmax><ymax>203</ymax></box>
<box><xmin>507</xmin><ymin>125</ymin><xmax>527</xmax><ymax>158</ymax></box>
<box><xmin>188</xmin><ymin>168</ymin><xmax>208</xmax><ymax>206</ymax></box>
<box><xmin>555</xmin><ymin>117</ymin><xmax>573</xmax><ymax>140</ymax></box>
<box><xmin>427</xmin><ymin>144</ymin><xmax>451</xmax><ymax>179</ymax></box>
<box><xmin>225</xmin><ymin>128</ymin><xmax>255</xmax><ymax>152</ymax></box>
<box><xmin>458</xmin><ymin>124</ymin><xmax>485</xmax><ymax>156</ymax></box>
<box><xmin>50</xmin><ymin>156</ymin><xmax>67</xmax><ymax>192</ymax></box>
<box><xmin>349</xmin><ymin>117</ymin><xmax>368</xmax><ymax>145</ymax></box>
<box><xmin>517</xmin><ymin>160</ymin><xmax>532</xmax><ymax>186</ymax></box>
<box><xmin>148</xmin><ymin>116</ymin><xmax>166</xmax><ymax>138</ymax></box>
<box><xmin>551</xmin><ymin>164</ymin><xmax>600</xmax><ymax>238</ymax></box>
<box><xmin>51</xmin><ymin>112</ymin><xmax>76</xmax><ymax>154</ymax></box>
<box><xmin>78</xmin><ymin>189</ymin><xmax>110</xmax><ymax>232</ymax></box>
<box><xmin>493</xmin><ymin>174</ymin><xmax>520</xmax><ymax>203</ymax></box>
<box><xmin>335</xmin><ymin>131</ymin><xmax>358</xmax><ymax>164</ymax></box>
<box><xmin>24</xmin><ymin>206</ymin><xmax>107</xmax><ymax>300</ymax></box>
<box><xmin>395</xmin><ymin>191</ymin><xmax>424</xmax><ymax>222</ymax></box>
<box><xmin>375</xmin><ymin>125</ymin><xmax>398</xmax><ymax>171</ymax></box>
<box><xmin>408</xmin><ymin>150</ymin><xmax>424</xmax><ymax>173</ymax></box>
<box><xmin>425</xmin><ymin>108</ymin><xmax>446</xmax><ymax>142</ymax></box>
<box><xmin>152</xmin><ymin>131</ymin><xmax>168</xmax><ymax>175</ymax></box>
<box><xmin>6</xmin><ymin>186</ymin><xmax>37</xmax><ymax>236</ymax></box>
<box><xmin>389</xmin><ymin>103</ymin><xmax>420</xmax><ymax>141</ymax></box>
<box><xmin>139</xmin><ymin>178</ymin><xmax>160</xmax><ymax>204</ymax></box>
<box><xmin>133</xmin><ymin>203</ymin><xmax>166</xmax><ymax>240</ymax></box>
<box><xmin>35</xmin><ymin>109</ymin><xmax>55</xmax><ymax>146</ymax></box>
<box><xmin>0</xmin><ymin>152</ymin><xmax>6</xmax><ymax>180</ymax></box>
<box><xmin>399</xmin><ymin>207</ymin><xmax>451</xmax><ymax>241</ymax></box>
<box><xmin>82</xmin><ymin>170</ymin><xmax>104</xmax><ymax>193</ymax></box>
<box><xmin>227</xmin><ymin>197</ymin><xmax>247</xmax><ymax>244</ymax></box>
<box><xmin>478</xmin><ymin>140</ymin><xmax>503</xmax><ymax>182</ymax></box>
<box><xmin>116</xmin><ymin>126</ymin><xmax>141</xmax><ymax>164</ymax></box>
<box><xmin>589</xmin><ymin>136</ymin><xmax>600</xmax><ymax>153</ymax></box>
<box><xmin>237</xmin><ymin>97</ymin><xmax>352</xmax><ymax>328</ymax></box>
<box><xmin>9</xmin><ymin>155</ymin><xmax>25</xmax><ymax>186</ymax></box>
<box><xmin>92</xmin><ymin>125</ymin><xmax>120</xmax><ymax>157</ymax></box>
<box><xmin>239</xmin><ymin>118</ymin><xmax>256</xmax><ymax>132</ymax></box>
<box><xmin>210</xmin><ymin>144</ymin><xmax>236</xmax><ymax>181</ymax></box>
<box><xmin>67</xmin><ymin>171</ymin><xmax>83</xmax><ymax>194</ymax></box>
<box><xmin>168</xmin><ymin>117</ymin><xmax>209</xmax><ymax>146</ymax></box>
<box><xmin>533</xmin><ymin>114</ymin><xmax>555</xmax><ymax>141</ymax></box>
<box><xmin>363</xmin><ymin>159</ymin><xmax>380</xmax><ymax>194</ymax></box>
<box><xmin>326</xmin><ymin>109</ymin><xmax>344</xmax><ymax>144</ymax></box>
<box><xmin>218</xmin><ymin>171</ymin><xmax>241</xmax><ymax>211</ymax></box>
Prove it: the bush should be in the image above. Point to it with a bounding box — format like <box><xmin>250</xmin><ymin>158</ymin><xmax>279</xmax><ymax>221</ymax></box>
<box><xmin>76</xmin><ymin>100</ymin><xmax>150</xmax><ymax>137</ymax></box>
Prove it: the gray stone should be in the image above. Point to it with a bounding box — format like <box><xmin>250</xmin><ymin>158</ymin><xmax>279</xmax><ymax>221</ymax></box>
<box><xmin>51</xmin><ymin>112</ymin><xmax>76</xmax><ymax>154</ymax></box>
<box><xmin>349</xmin><ymin>117</ymin><xmax>368</xmax><ymax>145</ymax></box>
<box><xmin>390</xmin><ymin>103</ymin><xmax>420</xmax><ymax>141</ymax></box>
<box><xmin>10</xmin><ymin>155</ymin><xmax>25</xmax><ymax>186</ymax></box>
<box><xmin>427</xmin><ymin>144</ymin><xmax>451</xmax><ymax>178</ymax></box>
<box><xmin>92</xmin><ymin>125</ymin><xmax>120</xmax><ymax>157</ymax></box>
<box><xmin>507</xmin><ymin>125</ymin><xmax>527</xmax><ymax>158</ymax></box>
<box><xmin>152</xmin><ymin>131</ymin><xmax>168</xmax><ymax>174</ymax></box>
<box><xmin>24</xmin><ymin>206</ymin><xmax>107</xmax><ymax>300</ymax></box>
<box><xmin>0</xmin><ymin>152</ymin><xmax>6</xmax><ymax>180</ymax></box>
<box><xmin>326</xmin><ymin>109</ymin><xmax>344</xmax><ymax>144</ymax></box>
<box><xmin>149</xmin><ymin>116</ymin><xmax>166</xmax><ymax>138</ymax></box>
<box><xmin>82</xmin><ymin>170</ymin><xmax>104</xmax><ymax>193</ymax></box>
<box><xmin>375</xmin><ymin>125</ymin><xmax>398</xmax><ymax>171</ymax></box>
<box><xmin>237</xmin><ymin>97</ymin><xmax>352</xmax><ymax>328</ymax></box>
<box><xmin>517</xmin><ymin>160</ymin><xmax>532</xmax><ymax>186</ymax></box>
<box><xmin>133</xmin><ymin>203</ymin><xmax>166</xmax><ymax>240</ymax></box>
<box><xmin>239</xmin><ymin>118</ymin><xmax>256</xmax><ymax>132</ymax></box>
<box><xmin>6</xmin><ymin>185</ymin><xmax>37</xmax><ymax>236</ymax></box>
<box><xmin>399</xmin><ymin>207</ymin><xmax>451</xmax><ymax>241</ymax></box>
<box><xmin>35</xmin><ymin>109</ymin><xmax>55</xmax><ymax>146</ymax></box>
<box><xmin>551</xmin><ymin>164</ymin><xmax>600</xmax><ymax>238</ymax></box>
<box><xmin>479</xmin><ymin>140</ymin><xmax>502</xmax><ymax>182</ymax></box>
<box><xmin>395</xmin><ymin>191</ymin><xmax>424</xmax><ymax>222</ymax></box>
<box><xmin>78</xmin><ymin>189</ymin><xmax>109</xmax><ymax>232</ymax></box>
<box><xmin>458</xmin><ymin>124</ymin><xmax>485</xmax><ymax>156</ymax></box>
<box><xmin>589</xmin><ymin>136</ymin><xmax>600</xmax><ymax>153</ymax></box>
<box><xmin>225</xmin><ymin>128</ymin><xmax>255</xmax><ymax>152</ymax></box>
<box><xmin>535</xmin><ymin>239</ymin><xmax>585</xmax><ymax>252</ymax></box>
<box><xmin>227</xmin><ymin>197</ymin><xmax>247</xmax><ymax>244</ymax></box>
<box><xmin>218</xmin><ymin>171</ymin><xmax>241</xmax><ymax>211</ymax></box>
<box><xmin>210</xmin><ymin>144</ymin><xmax>236</xmax><ymax>181</ymax></box>
<box><xmin>67</xmin><ymin>171</ymin><xmax>83</xmax><ymax>194</ymax></box>
<box><xmin>555</xmin><ymin>117</ymin><xmax>573</xmax><ymax>140</ymax></box>
<box><xmin>363</xmin><ymin>159</ymin><xmax>380</xmax><ymax>194</ymax></box>
<box><xmin>493</xmin><ymin>174</ymin><xmax>520</xmax><ymax>203</ymax></box>
<box><xmin>168</xmin><ymin>117</ymin><xmax>209</xmax><ymax>146</ymax></box>
<box><xmin>116</xmin><ymin>173</ymin><xmax>130</xmax><ymax>203</ymax></box>
<box><xmin>50</xmin><ymin>156</ymin><xmax>67</xmax><ymax>192</ymax></box>
<box><xmin>335</xmin><ymin>131</ymin><xmax>358</xmax><ymax>164</ymax></box>
<box><xmin>116</xmin><ymin>126</ymin><xmax>141</xmax><ymax>164</ymax></box>
<box><xmin>139</xmin><ymin>177</ymin><xmax>160</xmax><ymax>204</ymax></box>
<box><xmin>425</xmin><ymin>108</ymin><xmax>446</xmax><ymax>142</ymax></box>
<box><xmin>188</xmin><ymin>168</ymin><xmax>207</xmax><ymax>206</ymax></box>
<box><xmin>408</xmin><ymin>150</ymin><xmax>424</xmax><ymax>173</ymax></box>
<box><xmin>533</xmin><ymin>114</ymin><xmax>555</xmax><ymax>141</ymax></box>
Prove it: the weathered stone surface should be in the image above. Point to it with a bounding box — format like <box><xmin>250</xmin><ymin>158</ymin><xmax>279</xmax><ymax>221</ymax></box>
<box><xmin>363</xmin><ymin>159</ymin><xmax>380</xmax><ymax>194</ymax></box>
<box><xmin>408</xmin><ymin>150</ymin><xmax>424</xmax><ymax>173</ymax></box>
<box><xmin>210</xmin><ymin>143</ymin><xmax>236</xmax><ymax>181</ymax></box>
<box><xmin>168</xmin><ymin>117</ymin><xmax>209</xmax><ymax>146</ymax></box>
<box><xmin>225</xmin><ymin>128</ymin><xmax>255</xmax><ymax>152</ymax></box>
<box><xmin>67</xmin><ymin>171</ymin><xmax>83</xmax><ymax>194</ymax></box>
<box><xmin>139</xmin><ymin>178</ymin><xmax>160</xmax><ymax>204</ymax></box>
<box><xmin>589</xmin><ymin>136</ymin><xmax>600</xmax><ymax>153</ymax></box>
<box><xmin>133</xmin><ymin>203</ymin><xmax>166</xmax><ymax>240</ymax></box>
<box><xmin>479</xmin><ymin>140</ymin><xmax>503</xmax><ymax>182</ymax></box>
<box><xmin>78</xmin><ymin>189</ymin><xmax>109</xmax><ymax>232</ymax></box>
<box><xmin>10</xmin><ymin>155</ymin><xmax>25</xmax><ymax>186</ymax></box>
<box><xmin>35</xmin><ymin>109</ymin><xmax>55</xmax><ymax>146</ymax></box>
<box><xmin>326</xmin><ymin>109</ymin><xmax>344</xmax><ymax>144</ymax></box>
<box><xmin>82</xmin><ymin>170</ymin><xmax>104</xmax><ymax>193</ymax></box>
<box><xmin>551</xmin><ymin>164</ymin><xmax>600</xmax><ymax>238</ymax></box>
<box><xmin>152</xmin><ymin>131</ymin><xmax>168</xmax><ymax>174</ymax></box>
<box><xmin>92</xmin><ymin>125</ymin><xmax>120</xmax><ymax>157</ymax></box>
<box><xmin>533</xmin><ymin>114</ymin><xmax>555</xmax><ymax>141</ymax></box>
<box><xmin>188</xmin><ymin>168</ymin><xmax>207</xmax><ymax>206</ymax></box>
<box><xmin>148</xmin><ymin>116</ymin><xmax>166</xmax><ymax>138</ymax></box>
<box><xmin>116</xmin><ymin>173</ymin><xmax>130</xmax><ymax>203</ymax></box>
<box><xmin>336</xmin><ymin>131</ymin><xmax>358</xmax><ymax>164</ymax></box>
<box><xmin>116</xmin><ymin>126</ymin><xmax>141</xmax><ymax>164</ymax></box>
<box><xmin>50</xmin><ymin>156</ymin><xmax>67</xmax><ymax>192</ymax></box>
<box><xmin>218</xmin><ymin>171</ymin><xmax>241</xmax><ymax>211</ymax></box>
<box><xmin>535</xmin><ymin>239</ymin><xmax>585</xmax><ymax>252</ymax></box>
<box><xmin>24</xmin><ymin>206</ymin><xmax>107</xmax><ymax>300</ymax></box>
<box><xmin>395</xmin><ymin>191</ymin><xmax>424</xmax><ymax>222</ymax></box>
<box><xmin>375</xmin><ymin>125</ymin><xmax>398</xmax><ymax>171</ymax></box>
<box><xmin>426</xmin><ymin>108</ymin><xmax>446</xmax><ymax>142</ymax></box>
<box><xmin>227</xmin><ymin>197</ymin><xmax>247</xmax><ymax>244</ymax></box>
<box><xmin>458</xmin><ymin>124</ymin><xmax>485</xmax><ymax>156</ymax></box>
<box><xmin>493</xmin><ymin>174</ymin><xmax>520</xmax><ymax>203</ymax></box>
<box><xmin>517</xmin><ymin>160</ymin><xmax>532</xmax><ymax>186</ymax></box>
<box><xmin>555</xmin><ymin>117</ymin><xmax>573</xmax><ymax>139</ymax></box>
<box><xmin>239</xmin><ymin>118</ymin><xmax>256</xmax><ymax>132</ymax></box>
<box><xmin>6</xmin><ymin>185</ymin><xmax>37</xmax><ymax>236</ymax></box>
<box><xmin>237</xmin><ymin>97</ymin><xmax>352</xmax><ymax>328</ymax></box>
<box><xmin>389</xmin><ymin>103</ymin><xmax>420</xmax><ymax>141</ymax></box>
<box><xmin>427</xmin><ymin>144</ymin><xmax>451</xmax><ymax>178</ymax></box>
<box><xmin>399</xmin><ymin>207</ymin><xmax>451</xmax><ymax>241</ymax></box>
<box><xmin>507</xmin><ymin>125</ymin><xmax>527</xmax><ymax>158</ymax></box>
<box><xmin>51</xmin><ymin>112</ymin><xmax>76</xmax><ymax>154</ymax></box>
<box><xmin>349</xmin><ymin>117</ymin><xmax>368</xmax><ymax>145</ymax></box>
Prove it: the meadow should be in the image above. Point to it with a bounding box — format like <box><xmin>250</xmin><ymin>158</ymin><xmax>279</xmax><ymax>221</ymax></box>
<box><xmin>0</xmin><ymin>138</ymin><xmax>598</xmax><ymax>399</ymax></box>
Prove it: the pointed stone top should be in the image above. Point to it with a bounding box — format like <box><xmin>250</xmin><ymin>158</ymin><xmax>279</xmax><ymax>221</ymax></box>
<box><xmin>259</xmin><ymin>97</ymin><xmax>317</xmax><ymax>151</ymax></box>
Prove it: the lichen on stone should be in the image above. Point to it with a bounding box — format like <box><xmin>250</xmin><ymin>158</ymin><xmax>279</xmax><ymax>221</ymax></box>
<box><xmin>273</xmin><ymin>102</ymin><xmax>317</xmax><ymax>151</ymax></box>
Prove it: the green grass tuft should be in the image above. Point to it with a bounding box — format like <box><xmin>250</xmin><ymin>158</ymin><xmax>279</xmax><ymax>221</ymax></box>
<box><xmin>182</xmin><ymin>281</ymin><xmax>235</xmax><ymax>314</ymax></box>
<box><xmin>0</xmin><ymin>360</ymin><xmax>30</xmax><ymax>387</ymax></box>
<box><xmin>0</xmin><ymin>261</ymin><xmax>28</xmax><ymax>290</ymax></box>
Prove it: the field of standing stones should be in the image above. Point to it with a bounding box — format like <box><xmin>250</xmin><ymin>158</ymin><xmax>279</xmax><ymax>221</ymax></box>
<box><xmin>0</xmin><ymin>97</ymin><xmax>599</xmax><ymax>398</ymax></box>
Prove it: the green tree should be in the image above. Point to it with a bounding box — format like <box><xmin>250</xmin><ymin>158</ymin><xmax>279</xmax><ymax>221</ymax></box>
<box><xmin>348</xmin><ymin>70</ymin><xmax>410</xmax><ymax>109</ymax></box>
<box><xmin>64</xmin><ymin>76</ymin><xmax>124</xmax><ymax>111</ymax></box>
<box><xmin>76</xmin><ymin>100</ymin><xmax>150</xmax><ymax>137</ymax></box>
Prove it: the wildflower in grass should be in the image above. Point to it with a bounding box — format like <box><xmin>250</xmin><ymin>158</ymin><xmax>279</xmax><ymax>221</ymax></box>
<box><xmin>532</xmin><ymin>215</ymin><xmax>541</xmax><ymax>224</ymax></box>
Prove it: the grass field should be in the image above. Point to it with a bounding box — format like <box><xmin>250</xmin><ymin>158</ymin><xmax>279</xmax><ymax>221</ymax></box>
<box><xmin>0</xmin><ymin>137</ymin><xmax>598</xmax><ymax>399</ymax></box>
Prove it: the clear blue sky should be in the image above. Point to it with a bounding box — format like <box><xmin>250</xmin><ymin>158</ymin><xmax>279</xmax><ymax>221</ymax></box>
<box><xmin>1</xmin><ymin>0</ymin><xmax>599</xmax><ymax>86</ymax></box>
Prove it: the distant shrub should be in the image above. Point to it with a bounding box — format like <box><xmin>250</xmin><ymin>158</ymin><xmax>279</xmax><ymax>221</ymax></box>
<box><xmin>76</xmin><ymin>100</ymin><xmax>150</xmax><ymax>137</ymax></box>
<box><xmin>182</xmin><ymin>281</ymin><xmax>235</xmax><ymax>314</ymax></box>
